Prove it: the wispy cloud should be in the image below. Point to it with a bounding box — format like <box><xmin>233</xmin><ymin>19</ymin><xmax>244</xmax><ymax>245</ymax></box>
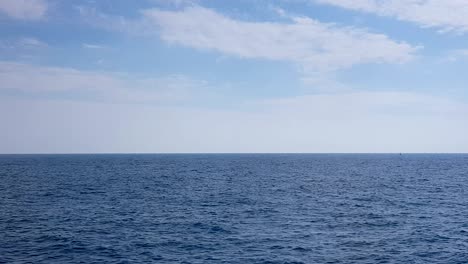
<box><xmin>0</xmin><ymin>37</ymin><xmax>47</xmax><ymax>50</ymax></box>
<box><xmin>82</xmin><ymin>43</ymin><xmax>107</xmax><ymax>49</ymax></box>
<box><xmin>143</xmin><ymin>6</ymin><xmax>418</xmax><ymax>73</ymax></box>
<box><xmin>79</xmin><ymin>5</ymin><xmax>418</xmax><ymax>74</ymax></box>
<box><xmin>0</xmin><ymin>0</ymin><xmax>48</xmax><ymax>20</ymax></box>
<box><xmin>316</xmin><ymin>0</ymin><xmax>468</xmax><ymax>33</ymax></box>
<box><xmin>17</xmin><ymin>37</ymin><xmax>48</xmax><ymax>47</ymax></box>
<box><xmin>445</xmin><ymin>49</ymin><xmax>468</xmax><ymax>62</ymax></box>
<box><xmin>0</xmin><ymin>37</ymin><xmax>48</xmax><ymax>62</ymax></box>
<box><xmin>0</xmin><ymin>61</ymin><xmax>210</xmax><ymax>105</ymax></box>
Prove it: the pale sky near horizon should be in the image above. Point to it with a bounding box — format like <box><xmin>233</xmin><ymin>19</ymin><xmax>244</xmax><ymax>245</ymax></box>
<box><xmin>1</xmin><ymin>0</ymin><xmax>468</xmax><ymax>153</ymax></box>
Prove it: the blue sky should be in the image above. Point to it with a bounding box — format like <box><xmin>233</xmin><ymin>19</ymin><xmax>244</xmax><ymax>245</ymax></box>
<box><xmin>1</xmin><ymin>0</ymin><xmax>468</xmax><ymax>153</ymax></box>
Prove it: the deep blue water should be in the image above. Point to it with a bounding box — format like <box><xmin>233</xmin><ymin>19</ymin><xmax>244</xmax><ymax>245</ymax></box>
<box><xmin>1</xmin><ymin>154</ymin><xmax>468</xmax><ymax>263</ymax></box>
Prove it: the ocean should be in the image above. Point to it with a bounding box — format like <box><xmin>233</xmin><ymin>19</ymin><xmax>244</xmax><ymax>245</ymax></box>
<box><xmin>1</xmin><ymin>154</ymin><xmax>468</xmax><ymax>263</ymax></box>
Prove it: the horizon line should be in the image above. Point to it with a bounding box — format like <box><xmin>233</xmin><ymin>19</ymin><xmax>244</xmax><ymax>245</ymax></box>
<box><xmin>1</xmin><ymin>152</ymin><xmax>467</xmax><ymax>155</ymax></box>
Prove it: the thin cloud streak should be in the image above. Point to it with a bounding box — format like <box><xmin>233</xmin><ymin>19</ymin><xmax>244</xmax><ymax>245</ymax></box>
<box><xmin>316</xmin><ymin>0</ymin><xmax>468</xmax><ymax>33</ymax></box>
<box><xmin>0</xmin><ymin>61</ymin><xmax>209</xmax><ymax>104</ymax></box>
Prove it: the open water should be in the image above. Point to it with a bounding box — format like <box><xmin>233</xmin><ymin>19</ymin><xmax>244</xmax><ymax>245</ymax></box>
<box><xmin>1</xmin><ymin>154</ymin><xmax>468</xmax><ymax>263</ymax></box>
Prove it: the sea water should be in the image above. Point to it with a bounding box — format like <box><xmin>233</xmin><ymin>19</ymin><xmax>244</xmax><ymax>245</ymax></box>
<box><xmin>1</xmin><ymin>154</ymin><xmax>468</xmax><ymax>263</ymax></box>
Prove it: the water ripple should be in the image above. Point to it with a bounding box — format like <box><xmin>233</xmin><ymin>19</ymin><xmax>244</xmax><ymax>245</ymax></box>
<box><xmin>1</xmin><ymin>154</ymin><xmax>468</xmax><ymax>263</ymax></box>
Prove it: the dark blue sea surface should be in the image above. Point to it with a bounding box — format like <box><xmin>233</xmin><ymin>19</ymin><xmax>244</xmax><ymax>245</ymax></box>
<box><xmin>1</xmin><ymin>154</ymin><xmax>468</xmax><ymax>263</ymax></box>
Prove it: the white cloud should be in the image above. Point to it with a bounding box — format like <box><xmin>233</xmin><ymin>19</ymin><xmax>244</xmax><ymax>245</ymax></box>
<box><xmin>0</xmin><ymin>61</ymin><xmax>209</xmax><ymax>104</ymax></box>
<box><xmin>150</xmin><ymin>0</ymin><xmax>198</xmax><ymax>7</ymax></box>
<box><xmin>316</xmin><ymin>0</ymin><xmax>468</xmax><ymax>33</ymax></box>
<box><xmin>143</xmin><ymin>6</ymin><xmax>417</xmax><ymax>72</ymax></box>
<box><xmin>0</xmin><ymin>37</ymin><xmax>47</xmax><ymax>52</ymax></box>
<box><xmin>445</xmin><ymin>49</ymin><xmax>468</xmax><ymax>62</ymax></box>
<box><xmin>82</xmin><ymin>43</ymin><xmax>106</xmax><ymax>49</ymax></box>
<box><xmin>17</xmin><ymin>37</ymin><xmax>47</xmax><ymax>47</ymax></box>
<box><xmin>0</xmin><ymin>0</ymin><xmax>47</xmax><ymax>20</ymax></box>
<box><xmin>0</xmin><ymin>37</ymin><xmax>48</xmax><ymax>62</ymax></box>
